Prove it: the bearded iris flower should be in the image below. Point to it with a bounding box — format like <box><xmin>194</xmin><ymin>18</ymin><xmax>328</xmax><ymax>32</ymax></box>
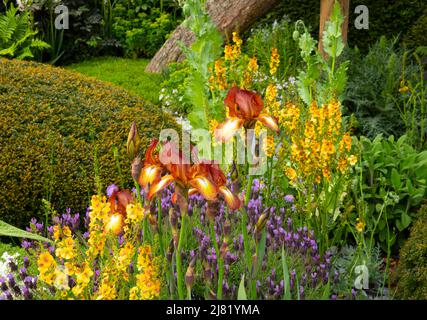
<box><xmin>215</xmin><ymin>86</ymin><xmax>280</xmax><ymax>142</ymax></box>
<box><xmin>135</xmin><ymin>138</ymin><xmax>241</xmax><ymax>210</ymax></box>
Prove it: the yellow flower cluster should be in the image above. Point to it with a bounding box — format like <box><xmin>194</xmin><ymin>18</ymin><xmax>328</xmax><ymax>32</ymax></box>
<box><xmin>263</xmin><ymin>135</ymin><xmax>275</xmax><ymax>158</ymax></box>
<box><xmin>224</xmin><ymin>32</ymin><xmax>242</xmax><ymax>61</ymax></box>
<box><xmin>124</xmin><ymin>202</ymin><xmax>145</xmax><ymax>236</ymax></box>
<box><xmin>129</xmin><ymin>245</ymin><xmax>161</xmax><ymax>300</ymax></box>
<box><xmin>54</xmin><ymin>226</ymin><xmax>76</xmax><ymax>260</ymax></box>
<box><xmin>86</xmin><ymin>195</ymin><xmax>110</xmax><ymax>257</ymax></box>
<box><xmin>36</xmin><ymin>195</ymin><xmax>160</xmax><ymax>300</ymax></box>
<box><xmin>38</xmin><ymin>252</ymin><xmax>57</xmax><ymax>285</ymax></box>
<box><xmin>282</xmin><ymin>100</ymin><xmax>356</xmax><ymax>183</ymax></box>
<box><xmin>269</xmin><ymin>48</ymin><xmax>280</xmax><ymax>76</ymax></box>
<box><xmin>243</xmin><ymin>57</ymin><xmax>259</xmax><ymax>88</ymax></box>
<box><xmin>211</xmin><ymin>59</ymin><xmax>228</xmax><ymax>91</ymax></box>
<box><xmin>356</xmin><ymin>218</ymin><xmax>366</xmax><ymax>233</ymax></box>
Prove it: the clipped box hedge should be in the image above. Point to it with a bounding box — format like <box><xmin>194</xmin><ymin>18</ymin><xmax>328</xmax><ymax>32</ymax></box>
<box><xmin>396</xmin><ymin>204</ymin><xmax>427</xmax><ymax>300</ymax></box>
<box><xmin>0</xmin><ymin>58</ymin><xmax>178</xmax><ymax>227</ymax></box>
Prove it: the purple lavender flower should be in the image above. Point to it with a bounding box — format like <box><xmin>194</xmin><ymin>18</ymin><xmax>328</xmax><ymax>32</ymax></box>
<box><xmin>21</xmin><ymin>240</ymin><xmax>33</xmax><ymax>250</ymax></box>
<box><xmin>7</xmin><ymin>274</ymin><xmax>15</xmax><ymax>288</ymax></box>
<box><xmin>284</xmin><ymin>195</ymin><xmax>294</xmax><ymax>203</ymax></box>
<box><xmin>19</xmin><ymin>267</ymin><xmax>27</xmax><ymax>281</ymax></box>
<box><xmin>22</xmin><ymin>286</ymin><xmax>33</xmax><ymax>300</ymax></box>
<box><xmin>0</xmin><ymin>277</ymin><xmax>7</xmax><ymax>292</ymax></box>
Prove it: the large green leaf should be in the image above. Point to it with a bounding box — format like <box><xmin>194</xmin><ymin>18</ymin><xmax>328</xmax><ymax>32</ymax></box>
<box><xmin>0</xmin><ymin>220</ymin><xmax>52</xmax><ymax>243</ymax></box>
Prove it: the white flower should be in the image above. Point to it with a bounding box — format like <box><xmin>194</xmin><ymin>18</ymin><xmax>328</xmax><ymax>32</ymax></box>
<box><xmin>0</xmin><ymin>252</ymin><xmax>20</xmax><ymax>278</ymax></box>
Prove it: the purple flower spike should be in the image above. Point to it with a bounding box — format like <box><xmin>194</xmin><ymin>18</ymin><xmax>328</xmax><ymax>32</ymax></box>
<box><xmin>22</xmin><ymin>286</ymin><xmax>33</xmax><ymax>300</ymax></box>
<box><xmin>0</xmin><ymin>277</ymin><xmax>7</xmax><ymax>292</ymax></box>
<box><xmin>19</xmin><ymin>267</ymin><xmax>27</xmax><ymax>281</ymax></box>
<box><xmin>7</xmin><ymin>274</ymin><xmax>15</xmax><ymax>288</ymax></box>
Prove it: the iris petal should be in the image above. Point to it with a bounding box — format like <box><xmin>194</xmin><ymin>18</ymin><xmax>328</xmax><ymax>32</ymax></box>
<box><xmin>189</xmin><ymin>176</ymin><xmax>218</xmax><ymax>201</ymax></box>
<box><xmin>148</xmin><ymin>175</ymin><xmax>175</xmax><ymax>200</ymax></box>
<box><xmin>139</xmin><ymin>165</ymin><xmax>162</xmax><ymax>189</ymax></box>
<box><xmin>219</xmin><ymin>186</ymin><xmax>241</xmax><ymax>210</ymax></box>
<box><xmin>215</xmin><ymin>117</ymin><xmax>244</xmax><ymax>142</ymax></box>
<box><xmin>257</xmin><ymin>114</ymin><xmax>280</xmax><ymax>133</ymax></box>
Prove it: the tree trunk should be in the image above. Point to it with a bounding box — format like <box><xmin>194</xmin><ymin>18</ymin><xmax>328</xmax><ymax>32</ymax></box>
<box><xmin>145</xmin><ymin>0</ymin><xmax>280</xmax><ymax>73</ymax></box>
<box><xmin>318</xmin><ymin>0</ymin><xmax>349</xmax><ymax>59</ymax></box>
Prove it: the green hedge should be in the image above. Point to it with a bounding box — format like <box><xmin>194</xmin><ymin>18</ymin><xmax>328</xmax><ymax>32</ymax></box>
<box><xmin>0</xmin><ymin>58</ymin><xmax>178</xmax><ymax>227</ymax></box>
<box><xmin>396</xmin><ymin>204</ymin><xmax>427</xmax><ymax>299</ymax></box>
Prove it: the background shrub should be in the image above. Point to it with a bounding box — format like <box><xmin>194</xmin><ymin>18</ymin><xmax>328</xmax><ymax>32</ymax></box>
<box><xmin>352</xmin><ymin>135</ymin><xmax>427</xmax><ymax>251</ymax></box>
<box><xmin>263</xmin><ymin>0</ymin><xmax>425</xmax><ymax>52</ymax></box>
<box><xmin>396</xmin><ymin>204</ymin><xmax>427</xmax><ymax>299</ymax></box>
<box><xmin>0</xmin><ymin>58</ymin><xmax>178</xmax><ymax>228</ymax></box>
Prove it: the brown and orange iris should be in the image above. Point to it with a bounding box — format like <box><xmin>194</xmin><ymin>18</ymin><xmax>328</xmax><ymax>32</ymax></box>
<box><xmin>137</xmin><ymin>139</ymin><xmax>241</xmax><ymax>210</ymax></box>
<box><xmin>215</xmin><ymin>86</ymin><xmax>280</xmax><ymax>142</ymax></box>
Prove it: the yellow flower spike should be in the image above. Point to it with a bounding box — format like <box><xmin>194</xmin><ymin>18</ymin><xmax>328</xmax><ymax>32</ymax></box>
<box><xmin>248</xmin><ymin>57</ymin><xmax>258</xmax><ymax>73</ymax></box>
<box><xmin>53</xmin><ymin>225</ymin><xmax>61</xmax><ymax>241</ymax></box>
<box><xmin>285</xmin><ymin>167</ymin><xmax>297</xmax><ymax>181</ymax></box>
<box><xmin>269</xmin><ymin>47</ymin><xmax>280</xmax><ymax>76</ymax></box>
<box><xmin>232</xmin><ymin>32</ymin><xmax>242</xmax><ymax>47</ymax></box>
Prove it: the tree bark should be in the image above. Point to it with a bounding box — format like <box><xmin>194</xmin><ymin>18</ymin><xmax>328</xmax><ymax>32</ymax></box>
<box><xmin>145</xmin><ymin>0</ymin><xmax>280</xmax><ymax>73</ymax></box>
<box><xmin>318</xmin><ymin>0</ymin><xmax>349</xmax><ymax>59</ymax></box>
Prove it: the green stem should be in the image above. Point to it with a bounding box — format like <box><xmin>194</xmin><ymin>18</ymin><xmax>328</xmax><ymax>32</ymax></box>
<box><xmin>176</xmin><ymin>212</ymin><xmax>188</xmax><ymax>300</ymax></box>
<box><xmin>210</xmin><ymin>220</ymin><xmax>223</xmax><ymax>299</ymax></box>
<box><xmin>157</xmin><ymin>196</ymin><xmax>164</xmax><ymax>257</ymax></box>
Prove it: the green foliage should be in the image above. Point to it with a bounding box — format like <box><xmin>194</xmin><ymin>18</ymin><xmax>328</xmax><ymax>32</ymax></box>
<box><xmin>159</xmin><ymin>61</ymin><xmax>193</xmax><ymax>115</ymax></box>
<box><xmin>344</xmin><ymin>37</ymin><xmax>423</xmax><ymax>140</ymax></box>
<box><xmin>0</xmin><ymin>58</ymin><xmax>178</xmax><ymax>228</ymax></box>
<box><xmin>68</xmin><ymin>56</ymin><xmax>163</xmax><ymax>104</ymax></box>
<box><xmin>0</xmin><ymin>1</ymin><xmax>49</xmax><ymax>60</ymax></box>
<box><xmin>245</xmin><ymin>16</ymin><xmax>301</xmax><ymax>80</ymax></box>
<box><xmin>353</xmin><ymin>135</ymin><xmax>427</xmax><ymax>251</ymax></box>
<box><xmin>0</xmin><ymin>242</ymin><xmax>25</xmax><ymax>257</ymax></box>
<box><xmin>396</xmin><ymin>204</ymin><xmax>427</xmax><ymax>300</ymax></box>
<box><xmin>292</xmin><ymin>2</ymin><xmax>349</xmax><ymax>106</ymax></box>
<box><xmin>333</xmin><ymin>245</ymin><xmax>385</xmax><ymax>298</ymax></box>
<box><xmin>403</xmin><ymin>7</ymin><xmax>427</xmax><ymax>48</ymax></box>
<box><xmin>179</xmin><ymin>0</ymin><xmax>223</xmax><ymax>130</ymax></box>
<box><xmin>276</xmin><ymin>0</ymin><xmax>425</xmax><ymax>52</ymax></box>
<box><xmin>113</xmin><ymin>4</ymin><xmax>178</xmax><ymax>58</ymax></box>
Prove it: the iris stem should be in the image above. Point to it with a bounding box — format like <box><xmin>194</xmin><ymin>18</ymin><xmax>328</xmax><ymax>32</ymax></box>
<box><xmin>176</xmin><ymin>212</ymin><xmax>187</xmax><ymax>300</ymax></box>
<box><xmin>157</xmin><ymin>196</ymin><xmax>164</xmax><ymax>257</ymax></box>
<box><xmin>241</xmin><ymin>174</ymin><xmax>253</xmax><ymax>290</ymax></box>
<box><xmin>210</xmin><ymin>220</ymin><xmax>223</xmax><ymax>299</ymax></box>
